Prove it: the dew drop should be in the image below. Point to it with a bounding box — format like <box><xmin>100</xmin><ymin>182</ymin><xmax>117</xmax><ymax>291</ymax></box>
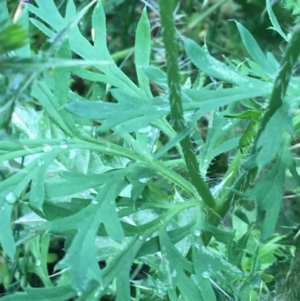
<box><xmin>138</xmin><ymin>235</ymin><xmax>144</xmax><ymax>240</ymax></box>
<box><xmin>42</xmin><ymin>145</ymin><xmax>52</xmax><ymax>152</ymax></box>
<box><xmin>91</xmin><ymin>199</ymin><xmax>98</xmax><ymax>205</ymax></box>
<box><xmin>146</xmin><ymin>237</ymin><xmax>150</xmax><ymax>242</ymax></box>
<box><xmin>37</xmin><ymin>159</ymin><xmax>44</xmax><ymax>166</ymax></box>
<box><xmin>59</xmin><ymin>139</ymin><xmax>69</xmax><ymax>149</ymax></box>
<box><xmin>139</xmin><ymin>178</ymin><xmax>148</xmax><ymax>183</ymax></box>
<box><xmin>77</xmin><ymin>291</ymin><xmax>82</xmax><ymax>297</ymax></box>
<box><xmin>1</xmin><ymin>206</ymin><xmax>4</xmax><ymax>210</ymax></box>
<box><xmin>202</xmin><ymin>271</ymin><xmax>210</xmax><ymax>278</ymax></box>
<box><xmin>194</xmin><ymin>228</ymin><xmax>201</xmax><ymax>237</ymax></box>
<box><xmin>5</xmin><ymin>192</ymin><xmax>17</xmax><ymax>205</ymax></box>
<box><xmin>35</xmin><ymin>259</ymin><xmax>41</xmax><ymax>266</ymax></box>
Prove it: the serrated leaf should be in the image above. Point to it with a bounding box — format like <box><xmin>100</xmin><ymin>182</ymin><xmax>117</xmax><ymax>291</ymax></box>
<box><xmin>48</xmin><ymin>174</ymin><xmax>127</xmax><ymax>291</ymax></box>
<box><xmin>192</xmin><ymin>245</ymin><xmax>216</xmax><ymax>301</ymax></box>
<box><xmin>137</xmin><ymin>220</ymin><xmax>195</xmax><ymax>258</ymax></box>
<box><xmin>28</xmin><ymin>0</ymin><xmax>66</xmax><ymax>31</ymax></box>
<box><xmin>29</xmin><ymin>0</ymin><xmax>141</xmax><ymax>98</ymax></box>
<box><xmin>91</xmin><ymin>1</ymin><xmax>144</xmax><ymax>97</ymax></box>
<box><xmin>29</xmin><ymin>18</ymin><xmax>55</xmax><ymax>38</ymax></box>
<box><xmin>159</xmin><ymin>228</ymin><xmax>203</xmax><ymax>301</ymax></box>
<box><xmin>155</xmin><ymin>87</ymin><xmax>269</xmax><ymax>159</ymax></box>
<box><xmin>183</xmin><ymin>38</ymin><xmax>268</xmax><ymax>88</ymax></box>
<box><xmin>65</xmin><ymin>89</ymin><xmax>168</xmax><ymax>133</ymax></box>
<box><xmin>67</xmin><ymin>84</ymin><xmax>270</xmax><ymax>135</ymax></box>
<box><xmin>45</xmin><ymin>170</ymin><xmax>125</xmax><ymax>198</ymax></box>
<box><xmin>0</xmin><ymin>152</ymin><xmax>57</xmax><ymax>206</ymax></box>
<box><xmin>97</xmin><ymin>236</ymin><xmax>145</xmax><ymax>299</ymax></box>
<box><xmin>192</xmin><ymin>244</ymin><xmax>243</xmax><ymax>280</ymax></box>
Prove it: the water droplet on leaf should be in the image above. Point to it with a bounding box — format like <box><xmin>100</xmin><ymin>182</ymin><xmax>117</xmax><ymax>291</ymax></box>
<box><xmin>5</xmin><ymin>192</ymin><xmax>17</xmax><ymax>205</ymax></box>
<box><xmin>37</xmin><ymin>159</ymin><xmax>44</xmax><ymax>166</ymax></box>
<box><xmin>139</xmin><ymin>178</ymin><xmax>148</xmax><ymax>183</ymax></box>
<box><xmin>59</xmin><ymin>139</ymin><xmax>69</xmax><ymax>149</ymax></box>
<box><xmin>91</xmin><ymin>199</ymin><xmax>98</xmax><ymax>205</ymax></box>
<box><xmin>202</xmin><ymin>271</ymin><xmax>210</xmax><ymax>278</ymax></box>
<box><xmin>43</xmin><ymin>145</ymin><xmax>52</xmax><ymax>152</ymax></box>
<box><xmin>36</xmin><ymin>260</ymin><xmax>41</xmax><ymax>266</ymax></box>
<box><xmin>138</xmin><ymin>235</ymin><xmax>144</xmax><ymax>240</ymax></box>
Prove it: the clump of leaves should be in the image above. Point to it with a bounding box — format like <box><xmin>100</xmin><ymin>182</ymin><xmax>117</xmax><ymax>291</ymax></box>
<box><xmin>1</xmin><ymin>0</ymin><xmax>300</xmax><ymax>300</ymax></box>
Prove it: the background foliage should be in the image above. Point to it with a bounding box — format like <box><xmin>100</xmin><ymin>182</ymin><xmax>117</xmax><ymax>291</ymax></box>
<box><xmin>1</xmin><ymin>0</ymin><xmax>300</xmax><ymax>300</ymax></box>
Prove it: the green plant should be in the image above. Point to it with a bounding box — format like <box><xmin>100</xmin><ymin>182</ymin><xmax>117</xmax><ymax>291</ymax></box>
<box><xmin>1</xmin><ymin>0</ymin><xmax>300</xmax><ymax>300</ymax></box>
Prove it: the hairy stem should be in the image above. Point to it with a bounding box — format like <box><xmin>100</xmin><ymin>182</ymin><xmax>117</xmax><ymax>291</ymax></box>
<box><xmin>158</xmin><ymin>0</ymin><xmax>215</xmax><ymax>208</ymax></box>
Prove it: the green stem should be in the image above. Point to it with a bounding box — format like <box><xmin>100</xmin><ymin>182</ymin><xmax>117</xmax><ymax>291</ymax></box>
<box><xmin>254</xmin><ymin>24</ymin><xmax>300</xmax><ymax>147</ymax></box>
<box><xmin>159</xmin><ymin>0</ymin><xmax>215</xmax><ymax>208</ymax></box>
<box><xmin>0</xmin><ymin>137</ymin><xmax>197</xmax><ymax>198</ymax></box>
